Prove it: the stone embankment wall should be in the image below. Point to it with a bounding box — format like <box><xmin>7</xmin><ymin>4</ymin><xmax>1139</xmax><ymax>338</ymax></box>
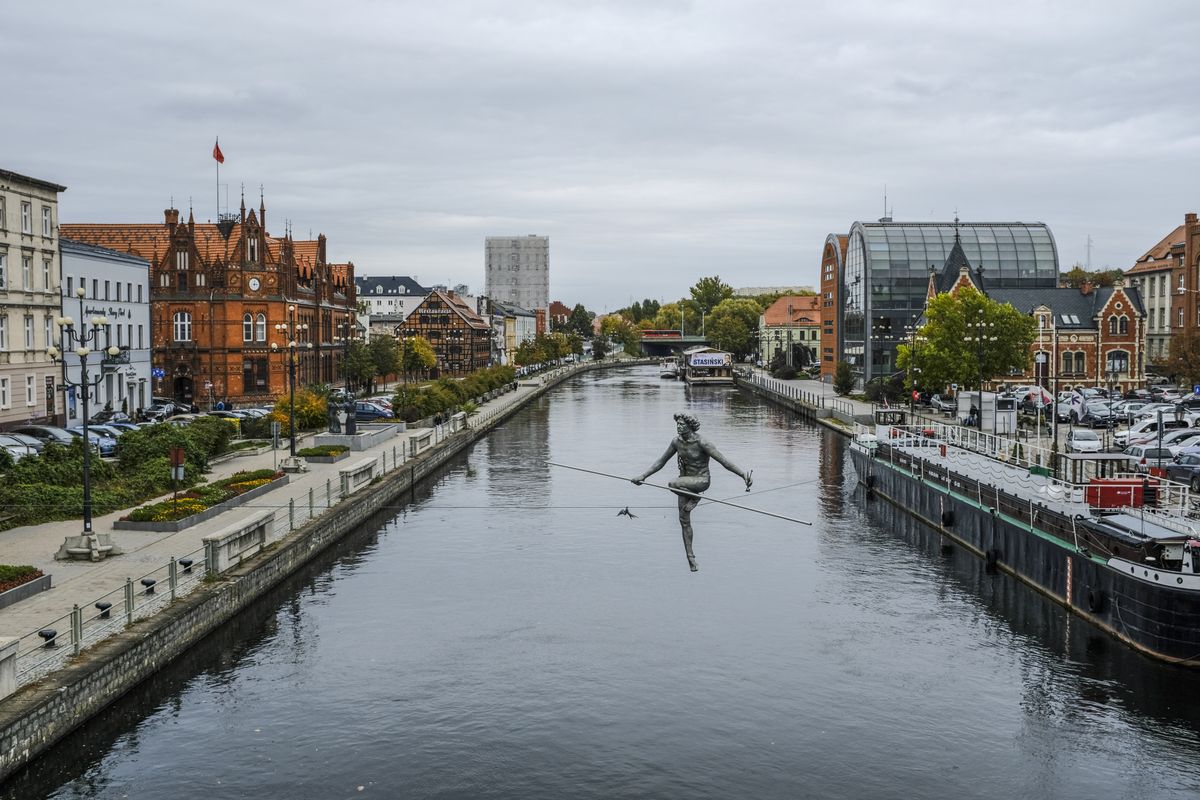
<box><xmin>0</xmin><ymin>359</ymin><xmax>646</xmax><ymax>783</ymax></box>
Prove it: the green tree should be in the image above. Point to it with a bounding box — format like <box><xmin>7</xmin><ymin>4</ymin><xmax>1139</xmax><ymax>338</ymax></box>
<box><xmin>834</xmin><ymin>361</ymin><xmax>854</xmax><ymax>395</ymax></box>
<box><xmin>895</xmin><ymin>286</ymin><xmax>1036</xmax><ymax>394</ymax></box>
<box><xmin>341</xmin><ymin>339</ymin><xmax>374</xmax><ymax>394</ymax></box>
<box><xmin>600</xmin><ymin>315</ymin><xmax>641</xmax><ymax>355</ymax></box>
<box><xmin>650</xmin><ymin>301</ymin><xmax>700</xmax><ymax>333</ymax></box>
<box><xmin>566</xmin><ymin>304</ymin><xmax>594</xmax><ymax>338</ymax></box>
<box><xmin>1060</xmin><ymin>264</ymin><xmax>1126</xmax><ymax>288</ymax></box>
<box><xmin>706</xmin><ymin>297</ymin><xmax>762</xmax><ymax>358</ymax></box>
<box><xmin>365</xmin><ymin>336</ymin><xmax>400</xmax><ymax>393</ymax></box>
<box><xmin>591</xmin><ymin>337</ymin><xmax>610</xmax><ymax>359</ymax></box>
<box><xmin>690</xmin><ymin>276</ymin><xmax>735</xmax><ymax>312</ymax></box>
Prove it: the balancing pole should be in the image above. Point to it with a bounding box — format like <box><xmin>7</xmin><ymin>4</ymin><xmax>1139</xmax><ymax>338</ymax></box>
<box><xmin>546</xmin><ymin>461</ymin><xmax>813</xmax><ymax>526</ymax></box>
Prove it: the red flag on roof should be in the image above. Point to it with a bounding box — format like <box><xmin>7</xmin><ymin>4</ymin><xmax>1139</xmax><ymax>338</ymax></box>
<box><xmin>212</xmin><ymin>139</ymin><xmax>224</xmax><ymax>164</ymax></box>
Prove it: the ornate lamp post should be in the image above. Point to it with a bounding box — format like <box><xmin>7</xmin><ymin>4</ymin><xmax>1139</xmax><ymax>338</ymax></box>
<box><xmin>335</xmin><ymin>314</ymin><xmax>362</xmax><ymax>396</ymax></box>
<box><xmin>272</xmin><ymin>305</ymin><xmax>311</xmax><ymax>468</ymax></box>
<box><xmin>48</xmin><ymin>286</ymin><xmax>122</xmax><ymax>561</ymax></box>
<box><xmin>968</xmin><ymin>314</ymin><xmax>997</xmax><ymax>430</ymax></box>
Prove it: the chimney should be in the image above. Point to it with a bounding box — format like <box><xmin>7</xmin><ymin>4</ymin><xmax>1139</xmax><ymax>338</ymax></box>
<box><xmin>1080</xmin><ymin>280</ymin><xmax>1093</xmax><ymax>296</ymax></box>
<box><xmin>164</xmin><ymin>208</ymin><xmax>179</xmax><ymax>232</ymax></box>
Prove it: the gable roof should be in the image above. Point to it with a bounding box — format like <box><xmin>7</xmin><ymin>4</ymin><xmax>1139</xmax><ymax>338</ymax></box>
<box><xmin>988</xmin><ymin>285</ymin><xmax>1145</xmax><ymax>328</ymax></box>
<box><xmin>355</xmin><ymin>275</ymin><xmax>428</xmax><ymax>296</ymax></box>
<box><xmin>761</xmin><ymin>295</ymin><xmax>820</xmax><ymax>326</ymax></box>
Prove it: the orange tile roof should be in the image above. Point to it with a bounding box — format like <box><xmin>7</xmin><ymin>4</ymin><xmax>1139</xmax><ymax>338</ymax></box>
<box><xmin>761</xmin><ymin>295</ymin><xmax>820</xmax><ymax>326</ymax></box>
<box><xmin>437</xmin><ymin>289</ymin><xmax>489</xmax><ymax>329</ymax></box>
<box><xmin>1127</xmin><ymin>224</ymin><xmax>1184</xmax><ymax>274</ymax></box>
<box><xmin>61</xmin><ymin>221</ymin><xmax>250</xmax><ymax>264</ymax></box>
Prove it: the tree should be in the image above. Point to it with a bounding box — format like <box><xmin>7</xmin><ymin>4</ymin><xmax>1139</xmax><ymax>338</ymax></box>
<box><xmin>650</xmin><ymin>301</ymin><xmax>701</xmax><ymax>333</ymax></box>
<box><xmin>399</xmin><ymin>336</ymin><xmax>436</xmax><ymax>383</ymax></box>
<box><xmin>366</xmin><ymin>336</ymin><xmax>400</xmax><ymax>394</ymax></box>
<box><xmin>600</xmin><ymin>314</ymin><xmax>641</xmax><ymax>355</ymax></box>
<box><xmin>705</xmin><ymin>297</ymin><xmax>762</xmax><ymax>358</ymax></box>
<box><xmin>591</xmin><ymin>337</ymin><xmax>610</xmax><ymax>359</ymax></box>
<box><xmin>895</xmin><ymin>286</ymin><xmax>1036</xmax><ymax>394</ymax></box>
<box><xmin>1060</xmin><ymin>265</ymin><xmax>1126</xmax><ymax>289</ymax></box>
<box><xmin>341</xmin><ymin>340</ymin><xmax>375</xmax><ymax>394</ymax></box>
<box><xmin>1163</xmin><ymin>329</ymin><xmax>1200</xmax><ymax>387</ymax></box>
<box><xmin>834</xmin><ymin>361</ymin><xmax>854</xmax><ymax>395</ymax></box>
<box><xmin>566</xmin><ymin>304</ymin><xmax>594</xmax><ymax>338</ymax></box>
<box><xmin>690</xmin><ymin>276</ymin><xmax>734</xmax><ymax>313</ymax></box>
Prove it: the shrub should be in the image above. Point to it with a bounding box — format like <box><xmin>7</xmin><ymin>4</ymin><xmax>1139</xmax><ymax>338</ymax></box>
<box><xmin>833</xmin><ymin>361</ymin><xmax>855</xmax><ymax>396</ymax></box>
<box><xmin>184</xmin><ymin>416</ymin><xmax>234</xmax><ymax>457</ymax></box>
<box><xmin>0</xmin><ymin>565</ymin><xmax>43</xmax><ymax>593</ymax></box>
<box><xmin>297</xmin><ymin>445</ymin><xmax>349</xmax><ymax>457</ymax></box>
<box><xmin>0</xmin><ymin>449</ymin><xmax>12</xmax><ymax>472</ymax></box>
<box><xmin>271</xmin><ymin>388</ymin><xmax>328</xmax><ymax>435</ymax></box>
<box><xmin>772</xmin><ymin>365</ymin><xmax>797</xmax><ymax>380</ymax></box>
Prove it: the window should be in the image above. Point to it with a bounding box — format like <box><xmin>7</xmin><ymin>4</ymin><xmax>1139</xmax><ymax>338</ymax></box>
<box><xmin>22</xmin><ymin>256</ymin><xmax>31</xmax><ymax>288</ymax></box>
<box><xmin>24</xmin><ymin>316</ymin><xmax>33</xmax><ymax>349</ymax></box>
<box><xmin>20</xmin><ymin>202</ymin><xmax>31</xmax><ymax>233</ymax></box>
<box><xmin>116</xmin><ymin>282</ymin><xmax>122</xmax><ymax>302</ymax></box>
<box><xmin>42</xmin><ymin>259</ymin><xmax>50</xmax><ymax>289</ymax></box>
<box><xmin>0</xmin><ymin>197</ymin><xmax>5</xmax><ymax>230</ymax></box>
<box><xmin>93</xmin><ymin>278</ymin><xmax>98</xmax><ymax>298</ymax></box>
<box><xmin>0</xmin><ymin>377</ymin><xmax>8</xmax><ymax>409</ymax></box>
<box><xmin>104</xmin><ymin>280</ymin><xmax>110</xmax><ymax>300</ymax></box>
<box><xmin>137</xmin><ymin>284</ymin><xmax>143</xmax><ymax>303</ymax></box>
<box><xmin>42</xmin><ymin>207</ymin><xmax>51</xmax><ymax>236</ymax></box>
<box><xmin>1108</xmin><ymin>316</ymin><xmax>1116</xmax><ymax>334</ymax></box>
<box><xmin>1107</xmin><ymin>350</ymin><xmax>1130</xmax><ymax>374</ymax></box>
<box><xmin>243</xmin><ymin>313</ymin><xmax>254</xmax><ymax>341</ymax></box>
<box><xmin>25</xmin><ymin>375</ymin><xmax>35</xmax><ymax>406</ymax></box>
<box><xmin>176</xmin><ymin>250</ymin><xmax>188</xmax><ymax>270</ymax></box>
<box><xmin>173</xmin><ymin>311</ymin><xmax>192</xmax><ymax>342</ymax></box>
<box><xmin>1119</xmin><ymin>316</ymin><xmax>1128</xmax><ymax>335</ymax></box>
<box><xmin>116</xmin><ymin>324</ymin><xmax>123</xmax><ymax>347</ymax></box>
<box><xmin>44</xmin><ymin>316</ymin><xmax>52</xmax><ymax>350</ymax></box>
<box><xmin>256</xmin><ymin>313</ymin><xmax>266</xmax><ymax>341</ymax></box>
<box><xmin>66</xmin><ymin>275</ymin><xmax>72</xmax><ymax>296</ymax></box>
<box><xmin>0</xmin><ymin>253</ymin><xmax>5</xmax><ymax>288</ymax></box>
<box><xmin>248</xmin><ymin>237</ymin><xmax>258</xmax><ymax>263</ymax></box>
<box><xmin>243</xmin><ymin>358</ymin><xmax>269</xmax><ymax>393</ymax></box>
<box><xmin>137</xmin><ymin>324</ymin><xmax>144</xmax><ymax>348</ymax></box>
<box><xmin>1074</xmin><ymin>352</ymin><xmax>1086</xmax><ymax>375</ymax></box>
<box><xmin>0</xmin><ymin>316</ymin><xmax>6</xmax><ymax>350</ymax></box>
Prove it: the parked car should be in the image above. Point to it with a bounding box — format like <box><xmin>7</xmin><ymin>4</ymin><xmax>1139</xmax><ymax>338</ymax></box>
<box><xmin>354</xmin><ymin>401</ymin><xmax>394</xmax><ymax>421</ymax></box>
<box><xmin>11</xmin><ymin>425</ymin><xmax>75</xmax><ymax>448</ymax></box>
<box><xmin>1124</xmin><ymin>388</ymin><xmax>1152</xmax><ymax>401</ymax></box>
<box><xmin>0</xmin><ymin>434</ymin><xmax>38</xmax><ymax>461</ymax></box>
<box><xmin>1165</xmin><ymin>452</ymin><xmax>1200</xmax><ymax>491</ymax></box>
<box><xmin>3</xmin><ymin>432</ymin><xmax>46</xmax><ymax>452</ymax></box>
<box><xmin>1124</xmin><ymin>444</ymin><xmax>1176</xmax><ymax>473</ymax></box>
<box><xmin>1065</xmin><ymin>428</ymin><xmax>1102</xmax><ymax>453</ymax></box>
<box><xmin>164</xmin><ymin>413</ymin><xmax>202</xmax><ymax>427</ymax></box>
<box><xmin>140</xmin><ymin>400</ymin><xmax>187</xmax><ymax>422</ymax></box>
<box><xmin>1079</xmin><ymin>402</ymin><xmax>1116</xmax><ymax>428</ymax></box>
<box><xmin>930</xmin><ymin>394</ymin><xmax>956</xmax><ymax>413</ymax></box>
<box><xmin>106</xmin><ymin>422</ymin><xmax>142</xmax><ymax>434</ymax></box>
<box><xmin>89</xmin><ymin>410</ymin><xmax>132</xmax><ymax>425</ymax></box>
<box><xmin>1164</xmin><ymin>430</ymin><xmax>1200</xmax><ymax>456</ymax></box>
<box><xmin>87</xmin><ymin>424</ymin><xmax>128</xmax><ymax>439</ymax></box>
<box><xmin>1131</xmin><ymin>402</ymin><xmax>1179</xmax><ymax>421</ymax></box>
<box><xmin>1123</xmin><ymin>417</ymin><xmax>1195</xmax><ymax>447</ymax></box>
<box><xmin>66</xmin><ymin>427</ymin><xmax>118</xmax><ymax>456</ymax></box>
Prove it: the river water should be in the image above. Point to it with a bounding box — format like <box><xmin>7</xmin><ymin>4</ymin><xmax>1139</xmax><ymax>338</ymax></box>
<box><xmin>7</xmin><ymin>365</ymin><xmax>1200</xmax><ymax>799</ymax></box>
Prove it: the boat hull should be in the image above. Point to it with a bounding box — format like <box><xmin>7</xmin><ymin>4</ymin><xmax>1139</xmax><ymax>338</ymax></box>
<box><xmin>850</xmin><ymin>444</ymin><xmax>1200</xmax><ymax>665</ymax></box>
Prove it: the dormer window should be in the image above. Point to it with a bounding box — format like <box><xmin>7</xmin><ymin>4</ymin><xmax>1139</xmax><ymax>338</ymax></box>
<box><xmin>176</xmin><ymin>250</ymin><xmax>188</xmax><ymax>270</ymax></box>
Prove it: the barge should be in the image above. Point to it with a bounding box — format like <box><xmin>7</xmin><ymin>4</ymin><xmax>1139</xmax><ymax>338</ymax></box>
<box><xmin>850</xmin><ymin>422</ymin><xmax>1200</xmax><ymax>665</ymax></box>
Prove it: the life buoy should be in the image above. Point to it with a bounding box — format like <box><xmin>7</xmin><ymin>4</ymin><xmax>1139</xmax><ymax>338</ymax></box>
<box><xmin>1086</xmin><ymin>588</ymin><xmax>1105</xmax><ymax>613</ymax></box>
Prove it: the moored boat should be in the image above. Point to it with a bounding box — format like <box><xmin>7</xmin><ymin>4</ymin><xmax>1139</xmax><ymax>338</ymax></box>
<box><xmin>850</xmin><ymin>422</ymin><xmax>1200</xmax><ymax>665</ymax></box>
<box><xmin>659</xmin><ymin>359</ymin><xmax>678</xmax><ymax>379</ymax></box>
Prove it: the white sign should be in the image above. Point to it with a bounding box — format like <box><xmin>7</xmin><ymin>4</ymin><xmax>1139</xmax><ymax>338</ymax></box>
<box><xmin>689</xmin><ymin>353</ymin><xmax>730</xmax><ymax>368</ymax></box>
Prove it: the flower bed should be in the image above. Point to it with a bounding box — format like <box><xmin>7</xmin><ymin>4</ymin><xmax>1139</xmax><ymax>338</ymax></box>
<box><xmin>0</xmin><ymin>565</ymin><xmax>51</xmax><ymax>610</ymax></box>
<box><xmin>114</xmin><ymin>469</ymin><xmax>288</xmax><ymax>532</ymax></box>
<box><xmin>297</xmin><ymin>444</ymin><xmax>350</xmax><ymax>463</ymax></box>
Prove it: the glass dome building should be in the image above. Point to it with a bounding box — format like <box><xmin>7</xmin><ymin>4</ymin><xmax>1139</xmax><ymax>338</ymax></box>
<box><xmin>840</xmin><ymin>221</ymin><xmax>1059</xmax><ymax>385</ymax></box>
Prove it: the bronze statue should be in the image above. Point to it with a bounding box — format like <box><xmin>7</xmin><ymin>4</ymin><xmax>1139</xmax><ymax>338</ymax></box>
<box><xmin>632</xmin><ymin>412</ymin><xmax>752</xmax><ymax>571</ymax></box>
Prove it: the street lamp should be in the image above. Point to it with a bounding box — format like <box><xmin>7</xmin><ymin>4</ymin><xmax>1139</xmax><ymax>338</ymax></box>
<box><xmin>48</xmin><ymin>286</ymin><xmax>121</xmax><ymax>560</ymax></box>
<box><xmin>968</xmin><ymin>314</ymin><xmax>997</xmax><ymax>430</ymax></box>
<box><xmin>335</xmin><ymin>314</ymin><xmax>361</xmax><ymax>396</ymax></box>
<box><xmin>272</xmin><ymin>305</ymin><xmax>311</xmax><ymax>465</ymax></box>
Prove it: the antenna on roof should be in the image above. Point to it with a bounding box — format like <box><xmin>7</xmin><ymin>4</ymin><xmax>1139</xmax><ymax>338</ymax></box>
<box><xmin>1086</xmin><ymin>234</ymin><xmax>1093</xmax><ymax>271</ymax></box>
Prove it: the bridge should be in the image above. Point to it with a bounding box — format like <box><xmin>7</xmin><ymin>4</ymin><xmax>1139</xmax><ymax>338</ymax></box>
<box><xmin>638</xmin><ymin>330</ymin><xmax>710</xmax><ymax>356</ymax></box>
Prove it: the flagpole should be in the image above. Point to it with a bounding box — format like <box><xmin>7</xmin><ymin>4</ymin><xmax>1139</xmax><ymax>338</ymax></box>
<box><xmin>215</xmin><ymin>137</ymin><xmax>220</xmax><ymax>218</ymax></box>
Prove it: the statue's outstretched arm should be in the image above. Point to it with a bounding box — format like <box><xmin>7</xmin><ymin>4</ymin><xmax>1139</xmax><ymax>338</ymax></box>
<box><xmin>703</xmin><ymin>441</ymin><xmax>753</xmax><ymax>489</ymax></box>
<box><xmin>633</xmin><ymin>442</ymin><xmax>676</xmax><ymax>484</ymax></box>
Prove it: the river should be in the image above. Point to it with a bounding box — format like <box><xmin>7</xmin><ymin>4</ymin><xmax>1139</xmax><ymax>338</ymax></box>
<box><xmin>6</xmin><ymin>365</ymin><xmax>1200</xmax><ymax>799</ymax></box>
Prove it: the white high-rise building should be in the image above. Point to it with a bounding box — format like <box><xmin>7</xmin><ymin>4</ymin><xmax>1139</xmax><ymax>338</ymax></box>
<box><xmin>485</xmin><ymin>235</ymin><xmax>549</xmax><ymax>316</ymax></box>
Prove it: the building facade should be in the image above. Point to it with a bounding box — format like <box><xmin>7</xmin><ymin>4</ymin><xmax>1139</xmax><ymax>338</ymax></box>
<box><xmin>396</xmin><ymin>289</ymin><xmax>491</xmax><ymax>375</ymax></box>
<box><xmin>355</xmin><ymin>275</ymin><xmax>428</xmax><ymax>321</ymax></box>
<box><xmin>62</xmin><ymin>199</ymin><xmax>355</xmax><ymax>408</ymax></box>
<box><xmin>839</xmin><ymin>220</ymin><xmax>1059</xmax><ymax>386</ymax></box>
<box><xmin>818</xmin><ymin>234</ymin><xmax>847</xmax><ymax>380</ymax></box>
<box><xmin>486</xmin><ymin>299</ymin><xmax>537</xmax><ymax>365</ymax></box>
<box><xmin>0</xmin><ymin>168</ymin><xmax>66</xmax><ymax>430</ymax></box>
<box><xmin>1124</xmin><ymin>227</ymin><xmax>1179</xmax><ymax>365</ymax></box>
<box><xmin>485</xmin><ymin>235</ymin><xmax>549</xmax><ymax>316</ymax></box>
<box><xmin>758</xmin><ymin>295</ymin><xmax>820</xmax><ymax>368</ymax></box>
<box><xmin>59</xmin><ymin>238</ymin><xmax>151</xmax><ymax>423</ymax></box>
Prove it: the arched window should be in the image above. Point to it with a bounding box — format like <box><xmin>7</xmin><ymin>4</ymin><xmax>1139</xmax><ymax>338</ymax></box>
<box><xmin>1108</xmin><ymin>316</ymin><xmax>1117</xmax><ymax>334</ymax></box>
<box><xmin>256</xmin><ymin>313</ymin><xmax>266</xmax><ymax>342</ymax></box>
<box><xmin>1106</xmin><ymin>350</ymin><xmax>1130</xmax><ymax>374</ymax></box>
<box><xmin>1062</xmin><ymin>351</ymin><xmax>1073</xmax><ymax>374</ymax></box>
<box><xmin>243</xmin><ymin>313</ymin><xmax>253</xmax><ymax>341</ymax></box>
<box><xmin>1074</xmin><ymin>352</ymin><xmax>1086</xmax><ymax>375</ymax></box>
<box><xmin>1119</xmin><ymin>316</ymin><xmax>1128</xmax><ymax>335</ymax></box>
<box><xmin>173</xmin><ymin>311</ymin><xmax>192</xmax><ymax>342</ymax></box>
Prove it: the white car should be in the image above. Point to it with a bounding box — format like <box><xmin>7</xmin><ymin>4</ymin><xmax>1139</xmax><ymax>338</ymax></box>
<box><xmin>1066</xmin><ymin>428</ymin><xmax>1102</xmax><ymax>453</ymax></box>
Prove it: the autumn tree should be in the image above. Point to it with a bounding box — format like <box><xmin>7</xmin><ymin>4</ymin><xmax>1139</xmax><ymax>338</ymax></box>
<box><xmin>706</xmin><ymin>297</ymin><xmax>763</xmax><ymax>359</ymax></box>
<box><xmin>399</xmin><ymin>336</ymin><xmax>436</xmax><ymax>384</ymax></box>
<box><xmin>1162</xmin><ymin>329</ymin><xmax>1200</xmax><ymax>387</ymax></box>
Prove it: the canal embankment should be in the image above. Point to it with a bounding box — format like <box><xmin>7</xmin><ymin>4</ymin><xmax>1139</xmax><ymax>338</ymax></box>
<box><xmin>0</xmin><ymin>357</ymin><xmax>650</xmax><ymax>783</ymax></box>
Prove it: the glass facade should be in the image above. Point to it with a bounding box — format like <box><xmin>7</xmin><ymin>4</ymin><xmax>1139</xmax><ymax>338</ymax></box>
<box><xmin>840</xmin><ymin>222</ymin><xmax>1059</xmax><ymax>385</ymax></box>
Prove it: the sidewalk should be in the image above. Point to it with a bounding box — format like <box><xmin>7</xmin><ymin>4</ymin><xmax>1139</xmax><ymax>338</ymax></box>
<box><xmin>0</xmin><ymin>376</ymin><xmax>552</xmax><ymax>646</ymax></box>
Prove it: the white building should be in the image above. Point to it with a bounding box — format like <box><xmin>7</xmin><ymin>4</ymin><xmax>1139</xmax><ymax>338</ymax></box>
<box><xmin>355</xmin><ymin>275</ymin><xmax>428</xmax><ymax>319</ymax></box>
<box><xmin>0</xmin><ymin>168</ymin><xmax>66</xmax><ymax>430</ymax></box>
<box><xmin>59</xmin><ymin>238</ymin><xmax>151</xmax><ymax>423</ymax></box>
<box><xmin>486</xmin><ymin>299</ymin><xmax>538</xmax><ymax>365</ymax></box>
<box><xmin>485</xmin><ymin>236</ymin><xmax>549</xmax><ymax>316</ymax></box>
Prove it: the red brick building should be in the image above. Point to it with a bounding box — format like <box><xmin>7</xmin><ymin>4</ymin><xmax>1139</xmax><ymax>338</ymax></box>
<box><xmin>62</xmin><ymin>199</ymin><xmax>355</xmax><ymax>407</ymax></box>
<box><xmin>819</xmin><ymin>234</ymin><xmax>847</xmax><ymax>380</ymax></box>
<box><xmin>396</xmin><ymin>289</ymin><xmax>491</xmax><ymax>375</ymax></box>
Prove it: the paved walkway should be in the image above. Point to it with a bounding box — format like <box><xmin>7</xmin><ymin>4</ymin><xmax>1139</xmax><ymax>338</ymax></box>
<box><xmin>0</xmin><ymin>373</ymin><xmax>563</xmax><ymax>645</ymax></box>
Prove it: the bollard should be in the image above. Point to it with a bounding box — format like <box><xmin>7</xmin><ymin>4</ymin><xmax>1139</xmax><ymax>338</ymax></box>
<box><xmin>393</xmin><ymin>445</ymin><xmax>398</xmax><ymax>466</ymax></box>
<box><xmin>309</xmin><ymin>487</ymin><xmax>314</xmax><ymax>518</ymax></box>
<box><xmin>179</xmin><ymin>557</ymin><xmax>194</xmax><ymax>574</ymax></box>
<box><xmin>38</xmin><ymin>629</ymin><xmax>57</xmax><ymax>649</ymax></box>
<box><xmin>289</xmin><ymin>498</ymin><xmax>295</xmax><ymax>530</ymax></box>
<box><xmin>125</xmin><ymin>578</ymin><xmax>135</xmax><ymax>625</ymax></box>
<box><xmin>326</xmin><ymin>478</ymin><xmax>332</xmax><ymax>508</ymax></box>
<box><xmin>142</xmin><ymin>578</ymin><xmax>157</xmax><ymax>595</ymax></box>
<box><xmin>95</xmin><ymin>600</ymin><xmax>112</xmax><ymax>619</ymax></box>
<box><xmin>71</xmin><ymin>606</ymin><xmax>83</xmax><ymax>655</ymax></box>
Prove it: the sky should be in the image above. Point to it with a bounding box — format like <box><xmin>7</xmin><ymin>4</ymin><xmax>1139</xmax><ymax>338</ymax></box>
<box><xmin>4</xmin><ymin>1</ymin><xmax>1199</xmax><ymax>312</ymax></box>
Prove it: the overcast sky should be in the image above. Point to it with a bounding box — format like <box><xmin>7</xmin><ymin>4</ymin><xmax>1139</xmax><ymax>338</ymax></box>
<box><xmin>5</xmin><ymin>1</ymin><xmax>1198</xmax><ymax>311</ymax></box>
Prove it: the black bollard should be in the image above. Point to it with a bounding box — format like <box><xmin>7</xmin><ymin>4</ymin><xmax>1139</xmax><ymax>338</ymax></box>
<box><xmin>95</xmin><ymin>601</ymin><xmax>112</xmax><ymax>619</ymax></box>
<box><xmin>141</xmin><ymin>578</ymin><xmax>157</xmax><ymax>595</ymax></box>
<box><xmin>178</xmin><ymin>558</ymin><xmax>193</xmax><ymax>574</ymax></box>
<box><xmin>38</xmin><ymin>629</ymin><xmax>57</xmax><ymax>648</ymax></box>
